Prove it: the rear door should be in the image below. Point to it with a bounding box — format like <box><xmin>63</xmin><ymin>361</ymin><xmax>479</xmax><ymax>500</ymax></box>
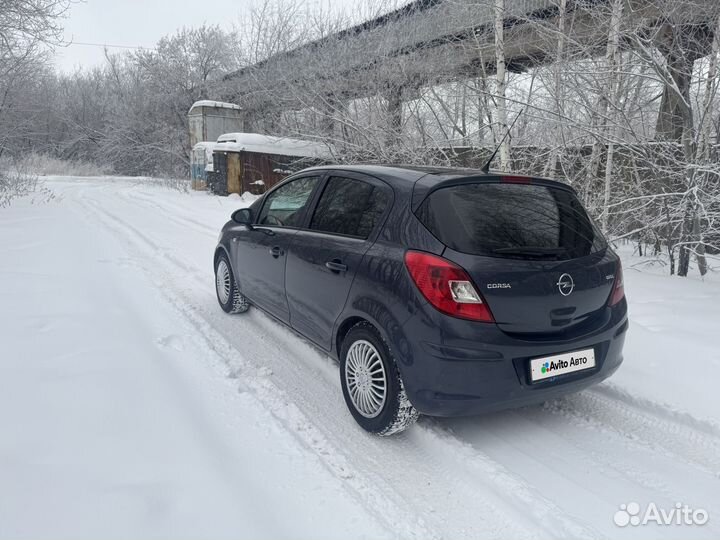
<box><xmin>415</xmin><ymin>179</ymin><xmax>616</xmax><ymax>335</ymax></box>
<box><xmin>233</xmin><ymin>175</ymin><xmax>321</xmax><ymax>322</ymax></box>
<box><xmin>285</xmin><ymin>172</ymin><xmax>392</xmax><ymax>349</ymax></box>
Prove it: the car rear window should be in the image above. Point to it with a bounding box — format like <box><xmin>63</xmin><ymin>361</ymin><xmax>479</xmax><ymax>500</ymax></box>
<box><xmin>415</xmin><ymin>182</ymin><xmax>606</xmax><ymax>260</ymax></box>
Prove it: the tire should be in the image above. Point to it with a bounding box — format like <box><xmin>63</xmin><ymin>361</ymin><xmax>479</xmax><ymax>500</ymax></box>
<box><xmin>215</xmin><ymin>252</ymin><xmax>249</xmax><ymax>314</ymax></box>
<box><xmin>340</xmin><ymin>322</ymin><xmax>419</xmax><ymax>436</ymax></box>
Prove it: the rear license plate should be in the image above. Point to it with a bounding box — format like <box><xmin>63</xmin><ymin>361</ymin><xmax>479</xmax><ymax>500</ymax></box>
<box><xmin>529</xmin><ymin>348</ymin><xmax>596</xmax><ymax>382</ymax></box>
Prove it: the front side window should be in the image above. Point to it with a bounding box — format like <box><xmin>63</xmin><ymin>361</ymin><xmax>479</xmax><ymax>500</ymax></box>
<box><xmin>310</xmin><ymin>176</ymin><xmax>389</xmax><ymax>238</ymax></box>
<box><xmin>257</xmin><ymin>176</ymin><xmax>319</xmax><ymax>227</ymax></box>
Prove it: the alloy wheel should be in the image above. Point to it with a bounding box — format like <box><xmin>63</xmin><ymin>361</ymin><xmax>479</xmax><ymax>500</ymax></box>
<box><xmin>345</xmin><ymin>339</ymin><xmax>388</xmax><ymax>418</ymax></box>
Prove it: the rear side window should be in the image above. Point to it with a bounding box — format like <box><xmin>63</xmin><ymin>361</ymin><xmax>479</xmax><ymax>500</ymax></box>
<box><xmin>310</xmin><ymin>176</ymin><xmax>389</xmax><ymax>238</ymax></box>
<box><xmin>416</xmin><ymin>182</ymin><xmax>606</xmax><ymax>260</ymax></box>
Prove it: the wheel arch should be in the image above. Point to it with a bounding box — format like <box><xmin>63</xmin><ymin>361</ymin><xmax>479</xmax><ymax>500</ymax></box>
<box><xmin>333</xmin><ymin>299</ymin><xmax>413</xmax><ymax>373</ymax></box>
<box><xmin>213</xmin><ymin>245</ymin><xmax>230</xmax><ymax>268</ymax></box>
<box><xmin>335</xmin><ymin>316</ymin><xmax>369</xmax><ymax>359</ymax></box>
<box><xmin>214</xmin><ymin>244</ymin><xmax>241</xmax><ymax>290</ymax></box>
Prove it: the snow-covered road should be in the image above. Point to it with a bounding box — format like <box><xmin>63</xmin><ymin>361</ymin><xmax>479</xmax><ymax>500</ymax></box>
<box><xmin>1</xmin><ymin>177</ymin><xmax>719</xmax><ymax>540</ymax></box>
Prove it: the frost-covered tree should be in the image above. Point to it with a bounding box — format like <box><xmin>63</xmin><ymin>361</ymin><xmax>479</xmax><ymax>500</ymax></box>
<box><xmin>0</xmin><ymin>0</ymin><xmax>69</xmax><ymax>204</ymax></box>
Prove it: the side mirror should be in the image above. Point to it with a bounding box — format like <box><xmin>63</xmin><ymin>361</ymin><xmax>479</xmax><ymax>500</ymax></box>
<box><xmin>231</xmin><ymin>208</ymin><xmax>253</xmax><ymax>226</ymax></box>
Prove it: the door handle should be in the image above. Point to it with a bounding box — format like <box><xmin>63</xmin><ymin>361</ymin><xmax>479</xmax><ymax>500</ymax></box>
<box><xmin>270</xmin><ymin>246</ymin><xmax>284</xmax><ymax>258</ymax></box>
<box><xmin>325</xmin><ymin>260</ymin><xmax>348</xmax><ymax>273</ymax></box>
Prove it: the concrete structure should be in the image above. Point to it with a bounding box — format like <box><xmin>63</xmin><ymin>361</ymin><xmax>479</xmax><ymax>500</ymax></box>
<box><xmin>188</xmin><ymin>101</ymin><xmax>243</xmax><ymax>148</ymax></box>
<box><xmin>224</xmin><ymin>0</ymin><xmax>717</xmax><ymax>141</ymax></box>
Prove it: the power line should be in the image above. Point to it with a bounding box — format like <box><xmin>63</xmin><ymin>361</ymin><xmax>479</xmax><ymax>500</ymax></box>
<box><xmin>66</xmin><ymin>41</ymin><xmax>155</xmax><ymax>50</ymax></box>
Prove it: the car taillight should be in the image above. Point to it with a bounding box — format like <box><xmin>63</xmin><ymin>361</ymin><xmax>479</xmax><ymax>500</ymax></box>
<box><xmin>404</xmin><ymin>251</ymin><xmax>494</xmax><ymax>322</ymax></box>
<box><xmin>609</xmin><ymin>260</ymin><xmax>625</xmax><ymax>306</ymax></box>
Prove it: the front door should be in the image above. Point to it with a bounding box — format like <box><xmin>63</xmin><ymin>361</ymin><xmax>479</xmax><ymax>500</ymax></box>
<box><xmin>285</xmin><ymin>173</ymin><xmax>392</xmax><ymax>349</ymax></box>
<box><xmin>234</xmin><ymin>175</ymin><xmax>321</xmax><ymax>322</ymax></box>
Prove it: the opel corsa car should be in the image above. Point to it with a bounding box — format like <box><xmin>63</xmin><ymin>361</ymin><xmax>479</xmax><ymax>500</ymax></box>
<box><xmin>214</xmin><ymin>165</ymin><xmax>628</xmax><ymax>436</ymax></box>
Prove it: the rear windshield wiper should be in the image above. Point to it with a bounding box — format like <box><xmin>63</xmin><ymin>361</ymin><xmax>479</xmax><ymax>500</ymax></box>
<box><xmin>492</xmin><ymin>246</ymin><xmax>567</xmax><ymax>259</ymax></box>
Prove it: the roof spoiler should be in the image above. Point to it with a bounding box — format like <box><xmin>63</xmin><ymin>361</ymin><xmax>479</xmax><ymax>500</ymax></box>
<box><xmin>410</xmin><ymin>174</ymin><xmax>578</xmax><ymax>212</ymax></box>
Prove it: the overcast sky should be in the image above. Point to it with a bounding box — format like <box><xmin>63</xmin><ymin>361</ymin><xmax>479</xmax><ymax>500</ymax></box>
<box><xmin>54</xmin><ymin>0</ymin><xmax>248</xmax><ymax>72</ymax></box>
<box><xmin>53</xmin><ymin>0</ymin><xmax>374</xmax><ymax>72</ymax></box>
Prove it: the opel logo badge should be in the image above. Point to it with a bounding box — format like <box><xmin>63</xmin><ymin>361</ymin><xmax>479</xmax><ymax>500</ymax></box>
<box><xmin>557</xmin><ymin>273</ymin><xmax>574</xmax><ymax>296</ymax></box>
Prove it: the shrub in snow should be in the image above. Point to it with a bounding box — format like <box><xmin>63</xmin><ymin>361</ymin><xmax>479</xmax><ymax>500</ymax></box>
<box><xmin>0</xmin><ymin>166</ymin><xmax>53</xmax><ymax>208</ymax></box>
<box><xmin>16</xmin><ymin>153</ymin><xmax>112</xmax><ymax>177</ymax></box>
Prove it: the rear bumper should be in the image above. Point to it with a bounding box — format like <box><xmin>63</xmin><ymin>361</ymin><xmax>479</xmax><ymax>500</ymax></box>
<box><xmin>398</xmin><ymin>303</ymin><xmax>628</xmax><ymax>417</ymax></box>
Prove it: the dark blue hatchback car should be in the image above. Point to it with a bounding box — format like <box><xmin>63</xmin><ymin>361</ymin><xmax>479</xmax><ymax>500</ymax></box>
<box><xmin>214</xmin><ymin>165</ymin><xmax>628</xmax><ymax>435</ymax></box>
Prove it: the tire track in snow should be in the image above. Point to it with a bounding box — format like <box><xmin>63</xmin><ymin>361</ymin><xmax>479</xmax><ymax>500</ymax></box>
<box><xmin>542</xmin><ymin>385</ymin><xmax>720</xmax><ymax>476</ymax></box>
<box><xmin>413</xmin><ymin>424</ymin><xmax>605</xmax><ymax>539</ymax></box>
<box><xmin>121</xmin><ymin>187</ymin><xmax>221</xmax><ymax>235</ymax></box>
<box><xmin>463</xmin><ymin>405</ymin><xmax>718</xmax><ymax>518</ymax></box>
<box><xmin>75</xmin><ymin>184</ymin><xmax>600</xmax><ymax>540</ymax></box>
<box><xmin>594</xmin><ymin>382</ymin><xmax>720</xmax><ymax>438</ymax></box>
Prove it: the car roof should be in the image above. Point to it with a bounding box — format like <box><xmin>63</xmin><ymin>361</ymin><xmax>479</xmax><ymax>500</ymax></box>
<box><xmin>302</xmin><ymin>164</ymin><xmax>573</xmax><ymax>192</ymax></box>
<box><xmin>301</xmin><ymin>163</ymin><xmax>498</xmax><ymax>186</ymax></box>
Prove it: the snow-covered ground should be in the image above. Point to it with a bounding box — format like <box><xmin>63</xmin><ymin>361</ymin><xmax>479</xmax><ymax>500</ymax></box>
<box><xmin>1</xmin><ymin>176</ymin><xmax>719</xmax><ymax>540</ymax></box>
